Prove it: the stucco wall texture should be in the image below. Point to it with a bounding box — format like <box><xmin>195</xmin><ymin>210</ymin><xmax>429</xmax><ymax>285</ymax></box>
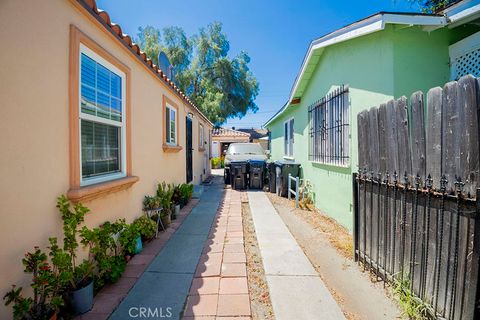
<box><xmin>0</xmin><ymin>1</ymin><xmax>211</xmax><ymax>316</ymax></box>
<box><xmin>267</xmin><ymin>24</ymin><xmax>478</xmax><ymax>230</ymax></box>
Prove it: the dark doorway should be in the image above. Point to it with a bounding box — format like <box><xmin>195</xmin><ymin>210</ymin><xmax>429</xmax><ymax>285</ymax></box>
<box><xmin>186</xmin><ymin>116</ymin><xmax>193</xmax><ymax>183</ymax></box>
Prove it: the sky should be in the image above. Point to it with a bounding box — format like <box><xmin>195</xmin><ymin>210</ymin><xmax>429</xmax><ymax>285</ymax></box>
<box><xmin>96</xmin><ymin>0</ymin><xmax>422</xmax><ymax>129</ymax></box>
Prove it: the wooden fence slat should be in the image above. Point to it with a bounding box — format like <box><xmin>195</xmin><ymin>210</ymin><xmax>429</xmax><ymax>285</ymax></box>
<box><xmin>426</xmin><ymin>87</ymin><xmax>443</xmax><ymax>191</ymax></box>
<box><xmin>442</xmin><ymin>81</ymin><xmax>461</xmax><ymax>194</ymax></box>
<box><xmin>395</xmin><ymin>96</ymin><xmax>411</xmax><ymax>182</ymax></box>
<box><xmin>378</xmin><ymin>103</ymin><xmax>388</xmax><ymax>175</ymax></box>
<box><xmin>410</xmin><ymin>91</ymin><xmax>426</xmax><ymax>183</ymax></box>
<box><xmin>368</xmin><ymin>107</ymin><xmax>380</xmax><ymax>173</ymax></box>
<box><xmin>357</xmin><ymin>111</ymin><xmax>369</xmax><ymax>172</ymax></box>
<box><xmin>386</xmin><ymin>99</ymin><xmax>399</xmax><ymax>181</ymax></box>
<box><xmin>458</xmin><ymin>75</ymin><xmax>479</xmax><ymax>198</ymax></box>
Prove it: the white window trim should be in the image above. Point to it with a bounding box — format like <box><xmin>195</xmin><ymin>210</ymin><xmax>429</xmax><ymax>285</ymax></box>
<box><xmin>79</xmin><ymin>44</ymin><xmax>127</xmax><ymax>187</ymax></box>
<box><xmin>284</xmin><ymin>117</ymin><xmax>294</xmax><ymax>158</ymax></box>
<box><xmin>166</xmin><ymin>104</ymin><xmax>177</xmax><ymax>146</ymax></box>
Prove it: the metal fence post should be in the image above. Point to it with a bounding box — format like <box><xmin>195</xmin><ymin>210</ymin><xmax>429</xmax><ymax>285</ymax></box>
<box><xmin>353</xmin><ymin>172</ymin><xmax>359</xmax><ymax>261</ymax></box>
<box><xmin>295</xmin><ymin>176</ymin><xmax>299</xmax><ymax>208</ymax></box>
<box><xmin>288</xmin><ymin>173</ymin><xmax>291</xmax><ymax>201</ymax></box>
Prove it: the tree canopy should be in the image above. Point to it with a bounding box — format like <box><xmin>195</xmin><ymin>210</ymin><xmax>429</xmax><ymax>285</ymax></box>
<box><xmin>136</xmin><ymin>22</ymin><xmax>259</xmax><ymax>125</ymax></box>
<box><xmin>409</xmin><ymin>0</ymin><xmax>457</xmax><ymax>13</ymax></box>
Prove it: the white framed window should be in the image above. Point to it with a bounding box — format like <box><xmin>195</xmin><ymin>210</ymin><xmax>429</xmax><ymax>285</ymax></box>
<box><xmin>165</xmin><ymin>104</ymin><xmax>177</xmax><ymax>145</ymax></box>
<box><xmin>199</xmin><ymin>124</ymin><xmax>204</xmax><ymax>149</ymax></box>
<box><xmin>79</xmin><ymin>44</ymin><xmax>127</xmax><ymax>186</ymax></box>
<box><xmin>284</xmin><ymin>118</ymin><xmax>294</xmax><ymax>157</ymax></box>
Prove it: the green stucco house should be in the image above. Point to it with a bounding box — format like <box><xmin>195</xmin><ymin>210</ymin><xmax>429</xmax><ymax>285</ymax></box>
<box><xmin>265</xmin><ymin>0</ymin><xmax>480</xmax><ymax>230</ymax></box>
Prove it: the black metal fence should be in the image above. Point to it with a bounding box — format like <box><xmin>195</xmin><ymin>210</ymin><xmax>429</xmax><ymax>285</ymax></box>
<box><xmin>354</xmin><ymin>75</ymin><xmax>480</xmax><ymax>320</ymax></box>
<box><xmin>353</xmin><ymin>172</ymin><xmax>480</xmax><ymax>320</ymax></box>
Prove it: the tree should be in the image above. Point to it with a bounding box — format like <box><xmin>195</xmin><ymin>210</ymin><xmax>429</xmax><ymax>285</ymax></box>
<box><xmin>409</xmin><ymin>0</ymin><xmax>457</xmax><ymax>13</ymax></box>
<box><xmin>136</xmin><ymin>23</ymin><xmax>259</xmax><ymax>125</ymax></box>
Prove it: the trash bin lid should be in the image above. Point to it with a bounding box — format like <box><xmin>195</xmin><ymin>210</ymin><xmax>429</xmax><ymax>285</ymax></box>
<box><xmin>274</xmin><ymin>159</ymin><xmax>301</xmax><ymax>166</ymax></box>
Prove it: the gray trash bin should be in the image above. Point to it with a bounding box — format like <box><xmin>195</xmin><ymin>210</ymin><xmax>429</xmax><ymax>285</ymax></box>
<box><xmin>275</xmin><ymin>160</ymin><xmax>301</xmax><ymax>197</ymax></box>
<box><xmin>230</xmin><ymin>161</ymin><xmax>248</xmax><ymax>190</ymax></box>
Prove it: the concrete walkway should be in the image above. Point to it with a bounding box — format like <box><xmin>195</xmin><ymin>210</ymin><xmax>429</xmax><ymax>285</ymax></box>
<box><xmin>248</xmin><ymin>191</ymin><xmax>346</xmax><ymax>320</ymax></box>
<box><xmin>109</xmin><ymin>179</ymin><xmax>224</xmax><ymax>320</ymax></box>
<box><xmin>182</xmin><ymin>188</ymin><xmax>251</xmax><ymax>319</ymax></box>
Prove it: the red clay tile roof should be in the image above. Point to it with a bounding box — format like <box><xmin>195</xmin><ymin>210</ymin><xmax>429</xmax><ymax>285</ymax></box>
<box><xmin>76</xmin><ymin>0</ymin><xmax>212</xmax><ymax>126</ymax></box>
<box><xmin>212</xmin><ymin>128</ymin><xmax>250</xmax><ymax>137</ymax></box>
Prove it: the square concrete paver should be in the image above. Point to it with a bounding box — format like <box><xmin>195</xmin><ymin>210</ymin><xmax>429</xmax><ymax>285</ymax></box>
<box><xmin>183</xmin><ymin>294</ymin><xmax>219</xmax><ymax>317</ymax></box>
<box><xmin>216</xmin><ymin>294</ymin><xmax>251</xmax><ymax>317</ymax></box>
<box><xmin>221</xmin><ymin>263</ymin><xmax>247</xmax><ymax>277</ymax></box>
<box><xmin>223</xmin><ymin>252</ymin><xmax>246</xmax><ymax>263</ymax></box>
<box><xmin>189</xmin><ymin>277</ymin><xmax>221</xmax><ymax>295</ymax></box>
<box><xmin>223</xmin><ymin>243</ymin><xmax>244</xmax><ymax>253</ymax></box>
<box><xmin>219</xmin><ymin>277</ymin><xmax>248</xmax><ymax>294</ymax></box>
<box><xmin>203</xmin><ymin>243</ymin><xmax>225</xmax><ymax>254</ymax></box>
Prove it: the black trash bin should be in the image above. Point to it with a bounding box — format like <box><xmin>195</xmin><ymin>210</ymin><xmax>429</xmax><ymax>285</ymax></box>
<box><xmin>230</xmin><ymin>161</ymin><xmax>248</xmax><ymax>190</ymax></box>
<box><xmin>267</xmin><ymin>162</ymin><xmax>276</xmax><ymax>193</ymax></box>
<box><xmin>249</xmin><ymin>160</ymin><xmax>265</xmax><ymax>189</ymax></box>
<box><xmin>275</xmin><ymin>160</ymin><xmax>301</xmax><ymax>197</ymax></box>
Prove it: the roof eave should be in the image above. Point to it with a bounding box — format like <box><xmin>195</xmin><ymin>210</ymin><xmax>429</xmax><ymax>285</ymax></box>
<box><xmin>264</xmin><ymin>13</ymin><xmax>446</xmax><ymax>127</ymax></box>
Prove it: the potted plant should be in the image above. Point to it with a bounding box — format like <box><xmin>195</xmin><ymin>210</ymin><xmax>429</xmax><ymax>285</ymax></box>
<box><xmin>54</xmin><ymin>195</ymin><xmax>94</xmax><ymax>315</ymax></box>
<box><xmin>3</xmin><ymin>247</ymin><xmax>64</xmax><ymax>320</ymax></box>
<box><xmin>119</xmin><ymin>222</ymin><xmax>142</xmax><ymax>260</ymax></box>
<box><xmin>80</xmin><ymin>220</ymin><xmax>126</xmax><ymax>290</ymax></box>
<box><xmin>157</xmin><ymin>182</ymin><xmax>174</xmax><ymax>227</ymax></box>
<box><xmin>133</xmin><ymin>215</ymin><xmax>157</xmax><ymax>242</ymax></box>
<box><xmin>143</xmin><ymin>195</ymin><xmax>161</xmax><ymax>211</ymax></box>
<box><xmin>171</xmin><ymin>185</ymin><xmax>182</xmax><ymax>220</ymax></box>
<box><xmin>179</xmin><ymin>183</ymin><xmax>194</xmax><ymax>207</ymax></box>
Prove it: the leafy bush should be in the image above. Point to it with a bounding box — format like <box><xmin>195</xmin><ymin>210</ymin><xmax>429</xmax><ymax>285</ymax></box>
<box><xmin>80</xmin><ymin>220</ymin><xmax>126</xmax><ymax>289</ymax></box>
<box><xmin>133</xmin><ymin>215</ymin><xmax>157</xmax><ymax>241</ymax></box>
<box><xmin>178</xmin><ymin>183</ymin><xmax>193</xmax><ymax>206</ymax></box>
<box><xmin>157</xmin><ymin>182</ymin><xmax>174</xmax><ymax>217</ymax></box>
<box><xmin>118</xmin><ymin>221</ymin><xmax>140</xmax><ymax>256</ymax></box>
<box><xmin>211</xmin><ymin>157</ymin><xmax>220</xmax><ymax>168</ymax></box>
<box><xmin>3</xmin><ymin>247</ymin><xmax>64</xmax><ymax>319</ymax></box>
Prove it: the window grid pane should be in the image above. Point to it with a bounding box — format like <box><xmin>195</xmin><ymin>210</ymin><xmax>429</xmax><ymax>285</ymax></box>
<box><xmin>308</xmin><ymin>85</ymin><xmax>349</xmax><ymax>166</ymax></box>
<box><xmin>80</xmin><ymin>53</ymin><xmax>122</xmax><ymax>122</ymax></box>
<box><xmin>81</xmin><ymin>120</ymin><xmax>120</xmax><ymax>179</ymax></box>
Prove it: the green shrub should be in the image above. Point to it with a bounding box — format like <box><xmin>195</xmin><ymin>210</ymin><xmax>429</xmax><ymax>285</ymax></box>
<box><xmin>80</xmin><ymin>220</ymin><xmax>126</xmax><ymax>289</ymax></box>
<box><xmin>179</xmin><ymin>183</ymin><xmax>194</xmax><ymax>206</ymax></box>
<box><xmin>118</xmin><ymin>221</ymin><xmax>140</xmax><ymax>256</ymax></box>
<box><xmin>211</xmin><ymin>157</ymin><xmax>220</xmax><ymax>168</ymax></box>
<box><xmin>133</xmin><ymin>215</ymin><xmax>157</xmax><ymax>240</ymax></box>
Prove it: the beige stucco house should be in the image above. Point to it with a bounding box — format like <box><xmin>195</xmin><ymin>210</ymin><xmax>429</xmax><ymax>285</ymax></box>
<box><xmin>0</xmin><ymin>0</ymin><xmax>212</xmax><ymax>316</ymax></box>
<box><xmin>211</xmin><ymin>127</ymin><xmax>250</xmax><ymax>158</ymax></box>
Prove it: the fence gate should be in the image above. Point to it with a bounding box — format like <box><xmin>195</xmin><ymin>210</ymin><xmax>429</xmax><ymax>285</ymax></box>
<box><xmin>353</xmin><ymin>75</ymin><xmax>480</xmax><ymax>320</ymax></box>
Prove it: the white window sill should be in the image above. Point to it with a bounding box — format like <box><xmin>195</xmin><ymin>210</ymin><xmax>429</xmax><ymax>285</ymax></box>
<box><xmin>310</xmin><ymin>160</ymin><xmax>350</xmax><ymax>169</ymax></box>
<box><xmin>283</xmin><ymin>156</ymin><xmax>295</xmax><ymax>161</ymax></box>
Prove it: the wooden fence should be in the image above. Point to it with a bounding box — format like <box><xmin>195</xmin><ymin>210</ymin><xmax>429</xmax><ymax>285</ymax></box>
<box><xmin>354</xmin><ymin>75</ymin><xmax>480</xmax><ymax>320</ymax></box>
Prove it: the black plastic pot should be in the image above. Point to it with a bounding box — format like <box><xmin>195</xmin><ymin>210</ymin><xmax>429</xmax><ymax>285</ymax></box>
<box><xmin>68</xmin><ymin>279</ymin><xmax>94</xmax><ymax>315</ymax></box>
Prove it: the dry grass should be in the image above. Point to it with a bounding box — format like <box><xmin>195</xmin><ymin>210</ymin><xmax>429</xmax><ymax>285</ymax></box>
<box><xmin>241</xmin><ymin>197</ymin><xmax>275</xmax><ymax>320</ymax></box>
<box><xmin>266</xmin><ymin>193</ymin><xmax>354</xmax><ymax>260</ymax></box>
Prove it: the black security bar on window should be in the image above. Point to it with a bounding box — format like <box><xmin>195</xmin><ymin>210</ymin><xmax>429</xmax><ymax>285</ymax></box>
<box><xmin>308</xmin><ymin>85</ymin><xmax>349</xmax><ymax>166</ymax></box>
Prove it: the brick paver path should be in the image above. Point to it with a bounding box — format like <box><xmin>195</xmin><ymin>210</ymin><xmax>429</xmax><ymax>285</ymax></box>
<box><xmin>183</xmin><ymin>188</ymin><xmax>252</xmax><ymax>319</ymax></box>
